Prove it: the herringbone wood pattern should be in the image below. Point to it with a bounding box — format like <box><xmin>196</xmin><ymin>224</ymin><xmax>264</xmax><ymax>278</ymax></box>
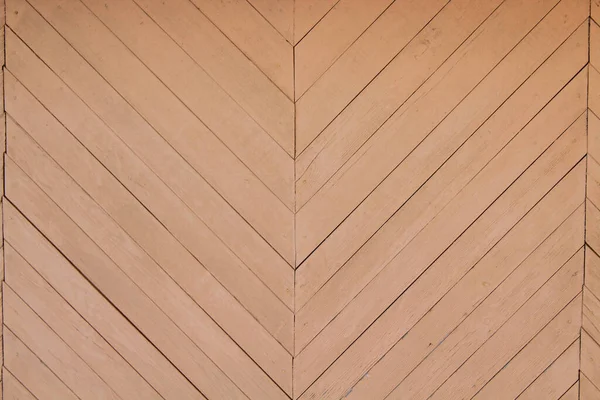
<box><xmin>0</xmin><ymin>0</ymin><xmax>598</xmax><ymax>399</ymax></box>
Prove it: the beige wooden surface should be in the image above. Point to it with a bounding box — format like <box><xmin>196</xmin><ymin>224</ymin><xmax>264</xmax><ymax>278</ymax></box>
<box><xmin>0</xmin><ymin>0</ymin><xmax>598</xmax><ymax>399</ymax></box>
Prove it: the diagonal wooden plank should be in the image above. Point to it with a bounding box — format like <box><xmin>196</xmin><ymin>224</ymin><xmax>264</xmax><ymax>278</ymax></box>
<box><xmin>3</xmin><ymin>369</ymin><xmax>37</xmax><ymax>400</ymax></box>
<box><xmin>246</xmin><ymin>0</ymin><xmax>293</xmax><ymax>43</ymax></box>
<box><xmin>4</xmin><ymin>68</ymin><xmax>294</xmax><ymax>372</ymax></box>
<box><xmin>294</xmin><ymin>0</ymin><xmax>393</xmax><ymax>99</ymax></box>
<box><xmin>84</xmin><ymin>0</ymin><xmax>295</xmax><ymax>194</ymax></box>
<box><xmin>4</xmin><ymin>162</ymin><xmax>249</xmax><ymax>400</ymax></box>
<box><xmin>295</xmin><ymin>0</ymin><xmax>585</xmax><ymax>261</ymax></box>
<box><xmin>4</xmin><ymin>244</ymin><xmax>163</xmax><ymax>399</ymax></box>
<box><xmin>295</xmin><ymin>10</ymin><xmax>587</xmax><ymax>308</ymax></box>
<box><xmin>293</xmin><ymin>0</ymin><xmax>338</xmax><ymax>44</ymax></box>
<box><xmin>295</xmin><ymin>70</ymin><xmax>587</xmax><ymax>361</ymax></box>
<box><xmin>19</xmin><ymin>0</ymin><xmax>295</xmax><ymax>264</ymax></box>
<box><xmin>295</xmin><ymin>0</ymin><xmax>448</xmax><ymax>153</ymax></box>
<box><xmin>410</xmin><ymin>273</ymin><xmax>582</xmax><ymax>399</ymax></box>
<box><xmin>582</xmin><ymin>331</ymin><xmax>600</xmax><ymax>394</ymax></box>
<box><xmin>475</xmin><ymin>302</ymin><xmax>581</xmax><ymax>398</ymax></box>
<box><xmin>581</xmin><ymin>373</ymin><xmax>600</xmax><ymax>399</ymax></box>
<box><xmin>583</xmin><ymin>286</ymin><xmax>600</xmax><ymax>345</ymax></box>
<box><xmin>4</xmin><ymin>284</ymin><xmax>121</xmax><ymax>399</ymax></box>
<box><xmin>186</xmin><ymin>0</ymin><xmax>294</xmax><ymax>99</ymax></box>
<box><xmin>4</xmin><ymin>329</ymin><xmax>78</xmax><ymax>400</ymax></box>
<box><xmin>588</xmin><ymin>200</ymin><xmax>600</xmax><ymax>254</ymax></box>
<box><xmin>5</xmin><ymin>1</ymin><xmax>294</xmax><ymax>306</ymax></box>
<box><xmin>558</xmin><ymin>384</ymin><xmax>579</xmax><ymax>400</ymax></box>
<box><xmin>3</xmin><ymin>201</ymin><xmax>204</xmax><ymax>400</ymax></box>
<box><xmin>335</xmin><ymin>193</ymin><xmax>585</xmax><ymax>400</ymax></box>
<box><xmin>4</xmin><ymin>131</ymin><xmax>290</xmax><ymax>398</ymax></box>
<box><xmin>297</xmin><ymin>114</ymin><xmax>586</xmax><ymax>399</ymax></box>
<box><xmin>515</xmin><ymin>340</ymin><xmax>580</xmax><ymax>400</ymax></box>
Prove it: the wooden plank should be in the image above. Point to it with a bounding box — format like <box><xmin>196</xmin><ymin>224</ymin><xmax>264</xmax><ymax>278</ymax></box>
<box><xmin>4</xmin><ymin>130</ymin><xmax>289</xmax><ymax>398</ymax></box>
<box><xmin>296</xmin><ymin>13</ymin><xmax>587</xmax><ymax>307</ymax></box>
<box><xmin>295</xmin><ymin>0</ymin><xmax>585</xmax><ymax>261</ymax></box>
<box><xmin>341</xmin><ymin>206</ymin><xmax>585</xmax><ymax>400</ymax></box>
<box><xmin>247</xmin><ymin>0</ymin><xmax>293</xmax><ymax>43</ymax></box>
<box><xmin>590</xmin><ymin>156</ymin><xmax>600</xmax><ymax>208</ymax></box>
<box><xmin>84</xmin><ymin>0</ymin><xmax>295</xmax><ymax>195</ymax></box>
<box><xmin>3</xmin><ymin>201</ymin><xmax>204</xmax><ymax>400</ymax></box>
<box><xmin>581</xmin><ymin>373</ymin><xmax>600</xmax><ymax>399</ymax></box>
<box><xmin>297</xmin><ymin>124</ymin><xmax>586</xmax><ymax>399</ymax></box>
<box><xmin>3</xmin><ymin>369</ymin><xmax>37</xmax><ymax>400</ymax></box>
<box><xmin>295</xmin><ymin>0</ymin><xmax>498</xmax><ymax>157</ymax></box>
<box><xmin>587</xmin><ymin>248</ymin><xmax>600</xmax><ymax>299</ymax></box>
<box><xmin>4</xmin><ymin>66</ymin><xmax>294</xmax><ymax>376</ymax></box>
<box><xmin>590</xmin><ymin>112</ymin><xmax>600</xmax><ymax>162</ymax></box>
<box><xmin>4</xmin><ymin>162</ymin><xmax>248</xmax><ymax>400</ymax></box>
<box><xmin>516</xmin><ymin>340</ymin><xmax>580</xmax><ymax>400</ymax></box>
<box><xmin>583</xmin><ymin>331</ymin><xmax>600</xmax><ymax>392</ymax></box>
<box><xmin>5</xmin><ymin>1</ymin><xmax>293</xmax><ymax>307</ymax></box>
<box><xmin>475</xmin><ymin>303</ymin><xmax>581</xmax><ymax>399</ymax></box>
<box><xmin>590</xmin><ymin>66</ymin><xmax>600</xmax><ymax>117</ymax></box>
<box><xmin>592</xmin><ymin>20</ymin><xmax>600</xmax><ymax>69</ymax></box>
<box><xmin>558</xmin><ymin>384</ymin><xmax>579</xmax><ymax>400</ymax></box>
<box><xmin>4</xmin><ymin>329</ymin><xmax>77</xmax><ymax>400</ymax></box>
<box><xmin>295</xmin><ymin>70</ymin><xmax>587</xmax><ymax>359</ymax></box>
<box><xmin>293</xmin><ymin>0</ymin><xmax>338</xmax><ymax>44</ymax></box>
<box><xmin>412</xmin><ymin>272</ymin><xmax>582</xmax><ymax>399</ymax></box>
<box><xmin>4</xmin><ymin>285</ymin><xmax>121</xmax><ymax>399</ymax></box>
<box><xmin>295</xmin><ymin>0</ymin><xmax>447</xmax><ymax>152</ymax></box>
<box><xmin>584</xmin><ymin>286</ymin><xmax>600</xmax><ymax>346</ymax></box>
<box><xmin>294</xmin><ymin>0</ymin><xmax>393</xmax><ymax>99</ymax></box>
<box><xmin>187</xmin><ymin>0</ymin><xmax>294</xmax><ymax>99</ymax></box>
<box><xmin>588</xmin><ymin>200</ymin><xmax>600</xmax><ymax>254</ymax></box>
<box><xmin>20</xmin><ymin>0</ymin><xmax>295</xmax><ymax>263</ymax></box>
<box><xmin>133</xmin><ymin>0</ymin><xmax>294</xmax><ymax>154</ymax></box>
<box><xmin>4</xmin><ymin>244</ymin><xmax>162</xmax><ymax>399</ymax></box>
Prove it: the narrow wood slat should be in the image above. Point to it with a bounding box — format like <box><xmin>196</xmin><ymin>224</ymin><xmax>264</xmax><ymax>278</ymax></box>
<box><xmin>4</xmin><ymin>244</ymin><xmax>162</xmax><ymax>400</ymax></box>
<box><xmin>3</xmin><ymin>201</ymin><xmax>204</xmax><ymax>400</ymax></box>
<box><xmin>295</xmin><ymin>70</ymin><xmax>587</xmax><ymax>362</ymax></box>
<box><xmin>3</xmin><ymin>369</ymin><xmax>37</xmax><ymax>400</ymax></box>
<box><xmin>516</xmin><ymin>340</ymin><xmax>580</xmax><ymax>400</ymax></box>
<box><xmin>582</xmin><ymin>331</ymin><xmax>600</xmax><ymax>392</ymax></box>
<box><xmin>590</xmin><ymin>112</ymin><xmax>600</xmax><ymax>162</ymax></box>
<box><xmin>187</xmin><ymin>0</ymin><xmax>294</xmax><ymax>98</ymax></box>
<box><xmin>4</xmin><ymin>161</ymin><xmax>248</xmax><ymax>400</ymax></box>
<box><xmin>584</xmin><ymin>286</ymin><xmax>600</xmax><ymax>345</ymax></box>
<box><xmin>6</xmin><ymin>0</ymin><xmax>294</xmax><ymax>308</ymax></box>
<box><xmin>247</xmin><ymin>0</ymin><xmax>293</xmax><ymax>43</ymax></box>
<box><xmin>409</xmin><ymin>270</ymin><xmax>583</xmax><ymax>399</ymax></box>
<box><xmin>84</xmin><ymin>0</ymin><xmax>295</xmax><ymax>195</ymax></box>
<box><xmin>345</xmin><ymin>206</ymin><xmax>585</xmax><ymax>400</ymax></box>
<box><xmin>4</xmin><ymin>67</ymin><xmax>294</xmax><ymax>376</ymax></box>
<box><xmin>581</xmin><ymin>373</ymin><xmax>600</xmax><ymax>399</ymax></box>
<box><xmin>592</xmin><ymin>20</ymin><xmax>600</xmax><ymax>69</ymax></box>
<box><xmin>295</xmin><ymin>10</ymin><xmax>587</xmax><ymax>309</ymax></box>
<box><xmin>558</xmin><ymin>384</ymin><xmax>579</xmax><ymax>400</ymax></box>
<box><xmin>587</xmin><ymin>248</ymin><xmax>600</xmax><ymax>300</ymax></box>
<box><xmin>136</xmin><ymin>0</ymin><xmax>295</xmax><ymax>154</ymax></box>
<box><xmin>590</xmin><ymin>66</ymin><xmax>600</xmax><ymax>118</ymax></box>
<box><xmin>588</xmin><ymin>200</ymin><xmax>600</xmax><ymax>254</ymax></box>
<box><xmin>298</xmin><ymin>115</ymin><xmax>586</xmax><ymax>399</ymax></box>
<box><xmin>590</xmin><ymin>156</ymin><xmax>600</xmax><ymax>208</ymax></box>
<box><xmin>294</xmin><ymin>0</ymin><xmax>393</xmax><ymax>99</ymax></box>
<box><xmin>295</xmin><ymin>0</ymin><xmax>447</xmax><ymax>153</ymax></box>
<box><xmin>4</xmin><ymin>329</ymin><xmax>77</xmax><ymax>400</ymax></box>
<box><xmin>295</xmin><ymin>0</ymin><xmax>583</xmax><ymax>261</ymax></box>
<box><xmin>293</xmin><ymin>0</ymin><xmax>337</xmax><ymax>44</ymax></box>
<box><xmin>21</xmin><ymin>0</ymin><xmax>295</xmax><ymax>263</ymax></box>
<box><xmin>5</xmin><ymin>132</ymin><xmax>288</xmax><ymax>399</ymax></box>
<box><xmin>4</xmin><ymin>285</ymin><xmax>121</xmax><ymax>399</ymax></box>
<box><xmin>475</xmin><ymin>298</ymin><xmax>582</xmax><ymax>399</ymax></box>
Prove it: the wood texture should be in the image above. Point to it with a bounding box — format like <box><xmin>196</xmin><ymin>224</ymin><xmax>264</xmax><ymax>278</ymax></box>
<box><xmin>1</xmin><ymin>0</ymin><xmax>598</xmax><ymax>399</ymax></box>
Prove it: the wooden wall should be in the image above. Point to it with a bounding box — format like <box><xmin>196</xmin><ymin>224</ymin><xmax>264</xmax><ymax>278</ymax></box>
<box><xmin>0</xmin><ymin>0</ymin><xmax>597</xmax><ymax>399</ymax></box>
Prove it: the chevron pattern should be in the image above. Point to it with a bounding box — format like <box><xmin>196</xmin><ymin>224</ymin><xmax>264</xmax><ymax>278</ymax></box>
<box><xmin>0</xmin><ymin>0</ymin><xmax>598</xmax><ymax>399</ymax></box>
